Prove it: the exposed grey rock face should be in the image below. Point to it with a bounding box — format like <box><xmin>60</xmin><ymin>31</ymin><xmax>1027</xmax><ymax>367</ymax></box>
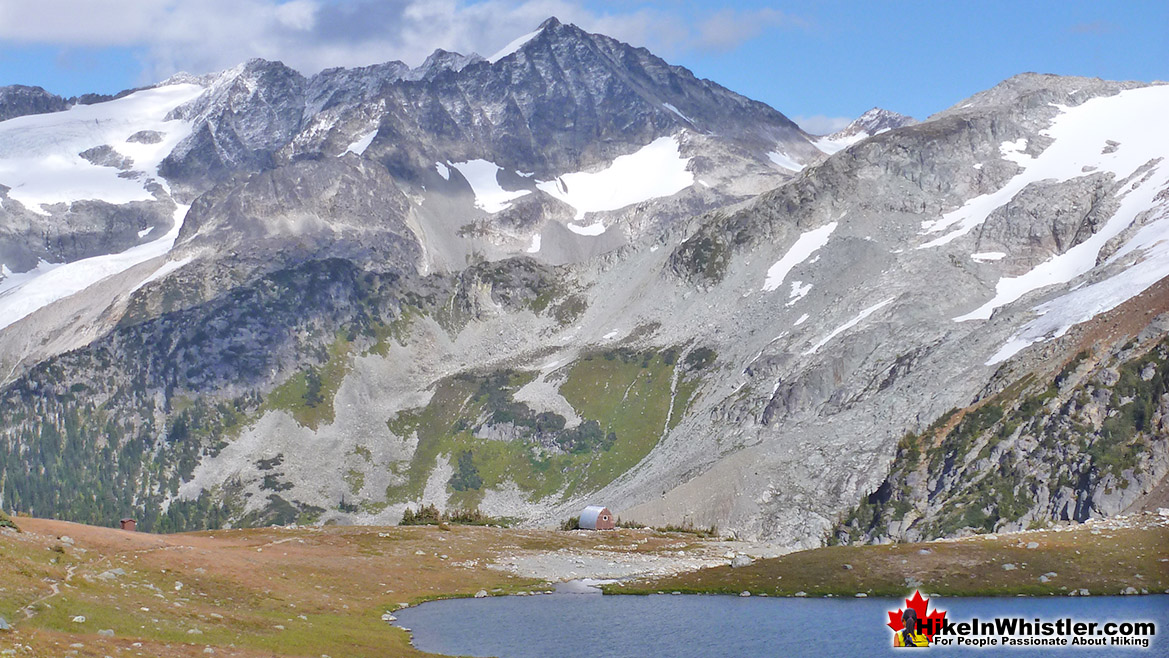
<box><xmin>0</xmin><ymin>192</ymin><xmax>176</xmax><ymax>273</ymax></box>
<box><xmin>175</xmin><ymin>155</ymin><xmax>421</xmax><ymax>275</ymax></box>
<box><xmin>159</xmin><ymin>17</ymin><xmax>815</xmax><ymax>203</ymax></box>
<box><xmin>0</xmin><ymin>84</ymin><xmax>68</xmax><ymax>122</ymax></box>
<box><xmin>0</xmin><ymin>20</ymin><xmax>1165</xmax><ymax>552</ymax></box>
<box><xmin>160</xmin><ymin>59</ymin><xmax>309</xmax><ymax>197</ymax></box>
<box><xmin>127</xmin><ymin>130</ymin><xmax>165</xmax><ymax>144</ymax></box>
<box><xmin>403</xmin><ymin>49</ymin><xmax>484</xmax><ymax>82</ymax></box>
<box><xmin>833</xmin><ymin>326</ymin><xmax>1169</xmax><ymax>544</ymax></box>
<box><xmin>79</xmin><ymin>145</ymin><xmax>134</xmax><ymax>170</ymax></box>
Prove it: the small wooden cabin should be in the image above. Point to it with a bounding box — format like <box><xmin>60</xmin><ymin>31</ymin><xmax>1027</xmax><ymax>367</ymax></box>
<box><xmin>120</xmin><ymin>518</ymin><xmax>137</xmax><ymax>532</ymax></box>
<box><xmin>579</xmin><ymin>505</ymin><xmax>615</xmax><ymax>530</ymax></box>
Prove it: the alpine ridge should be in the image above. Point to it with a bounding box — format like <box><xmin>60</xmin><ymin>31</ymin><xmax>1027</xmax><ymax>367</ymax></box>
<box><xmin>0</xmin><ymin>22</ymin><xmax>1166</xmax><ymax>549</ymax></box>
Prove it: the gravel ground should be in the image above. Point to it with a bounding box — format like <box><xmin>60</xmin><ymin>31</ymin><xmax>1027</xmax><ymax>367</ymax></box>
<box><xmin>487</xmin><ymin>535</ymin><xmax>788</xmax><ymax>582</ymax></box>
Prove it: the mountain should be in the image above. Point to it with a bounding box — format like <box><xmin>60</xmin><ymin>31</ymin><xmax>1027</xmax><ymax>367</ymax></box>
<box><xmin>0</xmin><ymin>22</ymin><xmax>1166</xmax><ymax>548</ymax></box>
<box><xmin>812</xmin><ymin>107</ymin><xmax>917</xmax><ymax>154</ymax></box>
<box><xmin>0</xmin><ymin>84</ymin><xmax>70</xmax><ymax>122</ymax></box>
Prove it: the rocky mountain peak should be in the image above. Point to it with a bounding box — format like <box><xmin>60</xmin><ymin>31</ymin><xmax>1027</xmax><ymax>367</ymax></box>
<box><xmin>0</xmin><ymin>84</ymin><xmax>69</xmax><ymax>122</ymax></box>
<box><xmin>826</xmin><ymin>107</ymin><xmax>916</xmax><ymax>140</ymax></box>
<box><xmin>405</xmin><ymin>49</ymin><xmax>484</xmax><ymax>81</ymax></box>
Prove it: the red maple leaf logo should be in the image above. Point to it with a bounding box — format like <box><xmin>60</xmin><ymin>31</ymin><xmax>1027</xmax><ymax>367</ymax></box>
<box><xmin>887</xmin><ymin>590</ymin><xmax>947</xmax><ymax>641</ymax></box>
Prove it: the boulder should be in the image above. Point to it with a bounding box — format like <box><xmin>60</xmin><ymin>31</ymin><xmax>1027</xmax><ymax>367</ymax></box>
<box><xmin>730</xmin><ymin>555</ymin><xmax>754</xmax><ymax>568</ymax></box>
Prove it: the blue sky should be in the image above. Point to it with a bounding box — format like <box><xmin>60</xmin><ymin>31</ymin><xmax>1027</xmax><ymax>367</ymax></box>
<box><xmin>0</xmin><ymin>0</ymin><xmax>1164</xmax><ymax>133</ymax></box>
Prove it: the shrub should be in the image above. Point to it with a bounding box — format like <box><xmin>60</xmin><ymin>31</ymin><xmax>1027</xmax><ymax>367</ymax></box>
<box><xmin>400</xmin><ymin>504</ymin><xmax>514</xmax><ymax>527</ymax></box>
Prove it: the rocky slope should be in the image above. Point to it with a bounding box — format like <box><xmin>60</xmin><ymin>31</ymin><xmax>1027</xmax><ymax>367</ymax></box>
<box><xmin>833</xmin><ymin>282</ymin><xmax>1169</xmax><ymax>544</ymax></box>
<box><xmin>0</xmin><ymin>22</ymin><xmax>1167</xmax><ymax>549</ymax></box>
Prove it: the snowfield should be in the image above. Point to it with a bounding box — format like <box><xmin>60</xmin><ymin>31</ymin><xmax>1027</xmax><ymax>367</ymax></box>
<box><xmin>813</xmin><ymin>131</ymin><xmax>871</xmax><ymax>155</ymax></box>
<box><xmin>0</xmin><ymin>83</ymin><xmax>206</xmax><ymax>213</ymax></box>
<box><xmin>0</xmin><ymin>204</ymin><xmax>191</xmax><ymax>331</ymax></box>
<box><xmin>449</xmin><ymin>159</ymin><xmax>531</xmax><ymax>213</ymax></box>
<box><xmin>923</xmin><ymin>85</ymin><xmax>1169</xmax><ymax>249</ymax></box>
<box><xmin>536</xmin><ymin>135</ymin><xmax>693</xmax><ymax>221</ymax></box>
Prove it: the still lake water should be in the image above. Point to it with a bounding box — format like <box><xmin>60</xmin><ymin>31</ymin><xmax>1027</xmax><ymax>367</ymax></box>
<box><xmin>395</xmin><ymin>590</ymin><xmax>1168</xmax><ymax>657</ymax></box>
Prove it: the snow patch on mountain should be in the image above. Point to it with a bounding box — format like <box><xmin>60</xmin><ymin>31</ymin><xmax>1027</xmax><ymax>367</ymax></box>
<box><xmin>953</xmin><ymin>87</ymin><xmax>1169</xmax><ymax>322</ymax></box>
<box><xmin>787</xmin><ymin>281</ymin><xmax>812</xmax><ymax>306</ymax></box>
<box><xmin>342</xmin><ymin>129</ymin><xmax>378</xmax><ymax>155</ymax></box>
<box><xmin>663</xmin><ymin>103</ymin><xmax>692</xmax><ymax>124</ymax></box>
<box><xmin>762</xmin><ymin>222</ymin><xmax>837</xmax><ymax>292</ymax></box>
<box><xmin>813</xmin><ymin>108</ymin><xmax>916</xmax><ymax>155</ymax></box>
<box><xmin>814</xmin><ymin>133</ymin><xmax>868</xmax><ymax>155</ymax></box>
<box><xmin>450</xmin><ymin>159</ymin><xmax>531</xmax><ymax>213</ymax></box>
<box><xmin>921</xmin><ymin>85</ymin><xmax>1169</xmax><ymax>248</ymax></box>
<box><xmin>767</xmin><ymin>151</ymin><xmax>805</xmax><ymax>172</ymax></box>
<box><xmin>488</xmin><ymin>28</ymin><xmax>543</xmax><ymax>63</ymax></box>
<box><xmin>971</xmin><ymin>251</ymin><xmax>1006</xmax><ymax>262</ymax></box>
<box><xmin>804</xmin><ymin>297</ymin><xmax>895</xmax><ymax>355</ymax></box>
<box><xmin>536</xmin><ymin>135</ymin><xmax>693</xmax><ymax>221</ymax></box>
<box><xmin>988</xmin><ymin>190</ymin><xmax>1169</xmax><ymax>363</ymax></box>
<box><xmin>129</xmin><ymin>255</ymin><xmax>195</xmax><ymax>295</ymax></box>
<box><xmin>566</xmin><ymin>220</ymin><xmax>606</xmax><ymax>236</ymax></box>
<box><xmin>0</xmin><ymin>204</ymin><xmax>190</xmax><ymax>330</ymax></box>
<box><xmin>0</xmin><ymin>84</ymin><xmax>205</xmax><ymax>213</ymax></box>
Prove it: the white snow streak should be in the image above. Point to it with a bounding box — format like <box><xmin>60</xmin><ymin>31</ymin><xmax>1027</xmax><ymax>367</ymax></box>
<box><xmin>566</xmin><ymin>220</ymin><xmax>606</xmax><ymax>236</ymax></box>
<box><xmin>663</xmin><ymin>103</ymin><xmax>692</xmax><ymax>124</ymax></box>
<box><xmin>786</xmin><ymin>280</ymin><xmax>812</xmax><ymax>306</ymax></box>
<box><xmin>971</xmin><ymin>251</ymin><xmax>1006</xmax><ymax>262</ymax></box>
<box><xmin>343</xmin><ymin>129</ymin><xmax>377</xmax><ymax>155</ymax></box>
<box><xmin>762</xmin><ymin>222</ymin><xmax>837</xmax><ymax>292</ymax></box>
<box><xmin>435</xmin><ymin>162</ymin><xmax>450</xmax><ymax>180</ymax></box>
<box><xmin>488</xmin><ymin>28</ymin><xmax>542</xmax><ymax>63</ymax></box>
<box><xmin>526</xmin><ymin>234</ymin><xmax>541</xmax><ymax>253</ymax></box>
<box><xmin>0</xmin><ymin>203</ymin><xmax>191</xmax><ymax>330</ymax></box>
<box><xmin>814</xmin><ymin>132</ymin><xmax>868</xmax><ymax>155</ymax></box>
<box><xmin>767</xmin><ymin>151</ymin><xmax>805</xmax><ymax>172</ymax></box>
<box><xmin>536</xmin><ymin>135</ymin><xmax>693</xmax><ymax>221</ymax></box>
<box><xmin>987</xmin><ymin>200</ymin><xmax>1169</xmax><ymax>364</ymax></box>
<box><xmin>804</xmin><ymin>297</ymin><xmax>895</xmax><ymax>355</ymax></box>
<box><xmin>129</xmin><ymin>255</ymin><xmax>194</xmax><ymax>294</ymax></box>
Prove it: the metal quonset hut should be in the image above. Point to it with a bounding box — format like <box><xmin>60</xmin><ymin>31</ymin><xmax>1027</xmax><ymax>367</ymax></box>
<box><xmin>579</xmin><ymin>506</ymin><xmax>615</xmax><ymax>530</ymax></box>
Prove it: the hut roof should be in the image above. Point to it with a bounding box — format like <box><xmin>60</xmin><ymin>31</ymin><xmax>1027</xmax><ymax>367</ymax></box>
<box><xmin>579</xmin><ymin>505</ymin><xmax>608</xmax><ymax>529</ymax></box>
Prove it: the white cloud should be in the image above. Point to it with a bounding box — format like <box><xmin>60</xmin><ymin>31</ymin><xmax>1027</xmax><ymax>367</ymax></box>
<box><xmin>792</xmin><ymin>114</ymin><xmax>853</xmax><ymax>135</ymax></box>
<box><xmin>0</xmin><ymin>1</ymin><xmax>800</xmax><ymax>84</ymax></box>
<box><xmin>696</xmin><ymin>8</ymin><xmax>803</xmax><ymax>52</ymax></box>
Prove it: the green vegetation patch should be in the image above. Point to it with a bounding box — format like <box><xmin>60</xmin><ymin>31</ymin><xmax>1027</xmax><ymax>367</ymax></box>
<box><xmin>382</xmin><ymin>347</ymin><xmax>714</xmax><ymax>508</ymax></box>
<box><xmin>834</xmin><ymin>337</ymin><xmax>1169</xmax><ymax>544</ymax></box>
<box><xmin>264</xmin><ymin>334</ymin><xmax>353</xmax><ymax>430</ymax></box>
<box><xmin>612</xmin><ymin>522</ymin><xmax>1169</xmax><ymax>598</ymax></box>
